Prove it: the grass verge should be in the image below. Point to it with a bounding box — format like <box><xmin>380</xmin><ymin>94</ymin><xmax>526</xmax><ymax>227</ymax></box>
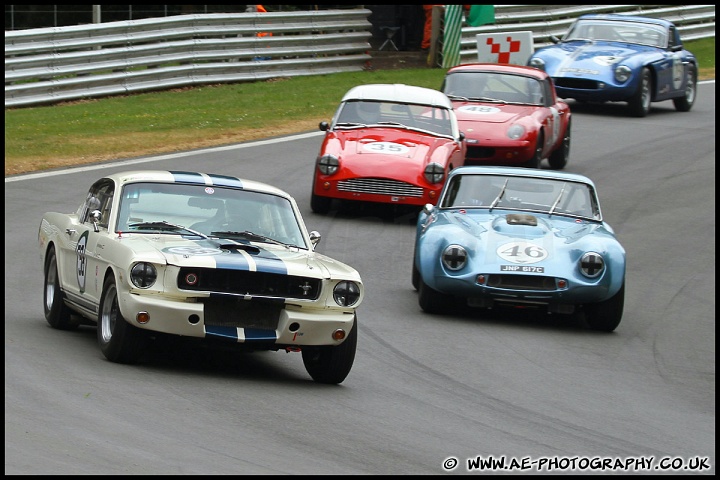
<box><xmin>4</xmin><ymin>38</ymin><xmax>715</xmax><ymax>176</ymax></box>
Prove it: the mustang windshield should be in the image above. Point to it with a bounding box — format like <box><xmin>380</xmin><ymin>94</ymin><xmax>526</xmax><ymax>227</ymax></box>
<box><xmin>116</xmin><ymin>182</ymin><xmax>308</xmax><ymax>249</ymax></box>
<box><xmin>441</xmin><ymin>174</ymin><xmax>601</xmax><ymax>221</ymax></box>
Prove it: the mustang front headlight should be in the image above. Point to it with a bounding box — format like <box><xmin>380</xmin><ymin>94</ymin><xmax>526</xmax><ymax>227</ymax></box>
<box><xmin>528</xmin><ymin>57</ymin><xmax>545</xmax><ymax>71</ymax></box>
<box><xmin>507</xmin><ymin>124</ymin><xmax>526</xmax><ymax>140</ymax></box>
<box><xmin>424</xmin><ymin>162</ymin><xmax>445</xmax><ymax>184</ymax></box>
<box><xmin>614</xmin><ymin>65</ymin><xmax>632</xmax><ymax>83</ymax></box>
<box><xmin>317</xmin><ymin>154</ymin><xmax>339</xmax><ymax>175</ymax></box>
<box><xmin>442</xmin><ymin>244</ymin><xmax>467</xmax><ymax>271</ymax></box>
<box><xmin>130</xmin><ymin>262</ymin><xmax>157</xmax><ymax>288</ymax></box>
<box><xmin>333</xmin><ymin>281</ymin><xmax>361</xmax><ymax>307</ymax></box>
<box><xmin>580</xmin><ymin>252</ymin><xmax>604</xmax><ymax>278</ymax></box>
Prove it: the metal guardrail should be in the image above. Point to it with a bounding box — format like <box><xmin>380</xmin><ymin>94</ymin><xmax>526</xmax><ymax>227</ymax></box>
<box><xmin>4</xmin><ymin>10</ymin><xmax>374</xmax><ymax>108</ymax></box>
<box><xmin>4</xmin><ymin>5</ymin><xmax>715</xmax><ymax>108</ymax></box>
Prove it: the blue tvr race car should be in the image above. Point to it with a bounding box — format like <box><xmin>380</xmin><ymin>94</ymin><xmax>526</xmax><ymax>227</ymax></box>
<box><xmin>528</xmin><ymin>14</ymin><xmax>698</xmax><ymax>117</ymax></box>
<box><xmin>412</xmin><ymin>166</ymin><xmax>626</xmax><ymax>332</ymax></box>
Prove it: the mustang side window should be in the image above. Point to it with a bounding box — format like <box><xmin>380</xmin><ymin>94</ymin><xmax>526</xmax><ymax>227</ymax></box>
<box><xmin>80</xmin><ymin>179</ymin><xmax>114</xmax><ymax>227</ymax></box>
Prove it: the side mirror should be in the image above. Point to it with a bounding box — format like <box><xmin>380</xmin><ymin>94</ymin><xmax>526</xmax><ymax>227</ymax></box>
<box><xmin>309</xmin><ymin>230</ymin><xmax>321</xmax><ymax>249</ymax></box>
<box><xmin>91</xmin><ymin>209</ymin><xmax>102</xmax><ymax>232</ymax></box>
<box><xmin>319</xmin><ymin>121</ymin><xmax>329</xmax><ymax>132</ymax></box>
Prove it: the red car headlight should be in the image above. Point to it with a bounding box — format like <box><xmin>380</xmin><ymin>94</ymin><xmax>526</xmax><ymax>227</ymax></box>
<box><xmin>424</xmin><ymin>162</ymin><xmax>444</xmax><ymax>184</ymax></box>
<box><xmin>317</xmin><ymin>154</ymin><xmax>339</xmax><ymax>175</ymax></box>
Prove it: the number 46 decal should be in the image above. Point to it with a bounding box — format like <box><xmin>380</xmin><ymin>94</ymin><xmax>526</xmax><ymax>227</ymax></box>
<box><xmin>497</xmin><ymin>241</ymin><xmax>548</xmax><ymax>264</ymax></box>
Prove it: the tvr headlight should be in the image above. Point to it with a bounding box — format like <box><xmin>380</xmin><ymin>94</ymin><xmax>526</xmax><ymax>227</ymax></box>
<box><xmin>614</xmin><ymin>65</ymin><xmax>632</xmax><ymax>83</ymax></box>
<box><xmin>580</xmin><ymin>252</ymin><xmax>605</xmax><ymax>278</ymax></box>
<box><xmin>528</xmin><ymin>57</ymin><xmax>545</xmax><ymax>71</ymax></box>
<box><xmin>442</xmin><ymin>244</ymin><xmax>467</xmax><ymax>271</ymax></box>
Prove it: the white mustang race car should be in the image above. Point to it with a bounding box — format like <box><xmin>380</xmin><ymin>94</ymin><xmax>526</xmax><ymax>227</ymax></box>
<box><xmin>38</xmin><ymin>170</ymin><xmax>364</xmax><ymax>384</ymax></box>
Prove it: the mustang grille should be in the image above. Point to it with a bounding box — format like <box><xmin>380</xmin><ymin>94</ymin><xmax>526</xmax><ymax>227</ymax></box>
<box><xmin>203</xmin><ymin>297</ymin><xmax>281</xmax><ymax>330</ymax></box>
<box><xmin>553</xmin><ymin>78</ymin><xmax>600</xmax><ymax>90</ymax></box>
<box><xmin>337</xmin><ymin>178</ymin><xmax>424</xmax><ymax>197</ymax></box>
<box><xmin>486</xmin><ymin>274</ymin><xmax>557</xmax><ymax>291</ymax></box>
<box><xmin>178</xmin><ymin>267</ymin><xmax>321</xmax><ymax>300</ymax></box>
<box><xmin>466</xmin><ymin>146</ymin><xmax>495</xmax><ymax>160</ymax></box>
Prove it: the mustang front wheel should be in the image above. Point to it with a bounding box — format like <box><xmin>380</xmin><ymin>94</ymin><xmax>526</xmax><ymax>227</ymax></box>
<box><xmin>584</xmin><ymin>283</ymin><xmax>625</xmax><ymax>332</ymax></box>
<box><xmin>302</xmin><ymin>315</ymin><xmax>357</xmax><ymax>384</ymax></box>
<box><xmin>43</xmin><ymin>246</ymin><xmax>77</xmax><ymax>330</ymax></box>
<box><xmin>98</xmin><ymin>275</ymin><xmax>147</xmax><ymax>364</ymax></box>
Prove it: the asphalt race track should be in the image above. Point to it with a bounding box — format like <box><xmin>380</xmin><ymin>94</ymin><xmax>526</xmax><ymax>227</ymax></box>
<box><xmin>5</xmin><ymin>82</ymin><xmax>715</xmax><ymax>475</ymax></box>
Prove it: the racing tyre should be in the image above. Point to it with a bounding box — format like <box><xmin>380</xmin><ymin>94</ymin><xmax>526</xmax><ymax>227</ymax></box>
<box><xmin>628</xmin><ymin>68</ymin><xmax>651</xmax><ymax>117</ymax></box>
<box><xmin>311</xmin><ymin>192</ymin><xmax>332</xmax><ymax>214</ymax></box>
<box><xmin>524</xmin><ymin>132</ymin><xmax>543</xmax><ymax>168</ymax></box>
<box><xmin>673</xmin><ymin>65</ymin><xmax>697</xmax><ymax>112</ymax></box>
<box><xmin>418</xmin><ymin>278</ymin><xmax>451</xmax><ymax>314</ymax></box>
<box><xmin>548</xmin><ymin>120</ymin><xmax>570</xmax><ymax>170</ymax></box>
<box><xmin>302</xmin><ymin>316</ymin><xmax>357</xmax><ymax>384</ymax></box>
<box><xmin>584</xmin><ymin>283</ymin><xmax>625</xmax><ymax>332</ymax></box>
<box><xmin>98</xmin><ymin>275</ymin><xmax>147</xmax><ymax>364</ymax></box>
<box><xmin>43</xmin><ymin>246</ymin><xmax>77</xmax><ymax>330</ymax></box>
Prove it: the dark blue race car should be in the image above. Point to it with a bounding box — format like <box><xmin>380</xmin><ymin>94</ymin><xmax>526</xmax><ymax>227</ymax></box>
<box><xmin>528</xmin><ymin>14</ymin><xmax>698</xmax><ymax>117</ymax></box>
<box><xmin>412</xmin><ymin>166</ymin><xmax>626</xmax><ymax>332</ymax></box>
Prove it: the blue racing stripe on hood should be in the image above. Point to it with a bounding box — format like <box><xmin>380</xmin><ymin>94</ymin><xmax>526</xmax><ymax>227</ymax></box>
<box><xmin>214</xmin><ymin>247</ymin><xmax>288</xmax><ymax>275</ymax></box>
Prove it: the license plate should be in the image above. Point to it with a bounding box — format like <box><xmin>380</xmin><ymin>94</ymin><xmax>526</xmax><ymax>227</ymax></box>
<box><xmin>501</xmin><ymin>265</ymin><xmax>544</xmax><ymax>273</ymax></box>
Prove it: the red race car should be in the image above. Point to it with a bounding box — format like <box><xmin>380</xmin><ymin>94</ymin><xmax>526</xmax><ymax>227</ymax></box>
<box><xmin>310</xmin><ymin>84</ymin><xmax>466</xmax><ymax>214</ymax></box>
<box><xmin>441</xmin><ymin>63</ymin><xmax>571</xmax><ymax>169</ymax></box>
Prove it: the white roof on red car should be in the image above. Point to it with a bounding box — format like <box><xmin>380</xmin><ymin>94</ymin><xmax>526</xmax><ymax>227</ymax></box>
<box><xmin>341</xmin><ymin>83</ymin><xmax>453</xmax><ymax>109</ymax></box>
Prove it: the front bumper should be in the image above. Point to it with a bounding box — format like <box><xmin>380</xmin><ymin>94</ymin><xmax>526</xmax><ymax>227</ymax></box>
<box><xmin>117</xmin><ymin>292</ymin><xmax>356</xmax><ymax>347</ymax></box>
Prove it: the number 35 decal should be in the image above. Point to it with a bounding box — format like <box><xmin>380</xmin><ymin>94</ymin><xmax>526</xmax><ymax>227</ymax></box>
<box><xmin>497</xmin><ymin>241</ymin><xmax>548</xmax><ymax>264</ymax></box>
<box><xmin>363</xmin><ymin>142</ymin><xmax>409</xmax><ymax>155</ymax></box>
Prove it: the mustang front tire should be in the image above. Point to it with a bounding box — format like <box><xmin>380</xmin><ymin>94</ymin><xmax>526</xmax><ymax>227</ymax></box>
<box><xmin>302</xmin><ymin>315</ymin><xmax>357</xmax><ymax>384</ymax></box>
<box><xmin>43</xmin><ymin>246</ymin><xmax>77</xmax><ymax>330</ymax></box>
<box><xmin>98</xmin><ymin>275</ymin><xmax>147</xmax><ymax>364</ymax></box>
<box><xmin>584</xmin><ymin>282</ymin><xmax>625</xmax><ymax>332</ymax></box>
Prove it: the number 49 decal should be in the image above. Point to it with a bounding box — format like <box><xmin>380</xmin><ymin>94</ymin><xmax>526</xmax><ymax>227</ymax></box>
<box><xmin>497</xmin><ymin>241</ymin><xmax>548</xmax><ymax>264</ymax></box>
